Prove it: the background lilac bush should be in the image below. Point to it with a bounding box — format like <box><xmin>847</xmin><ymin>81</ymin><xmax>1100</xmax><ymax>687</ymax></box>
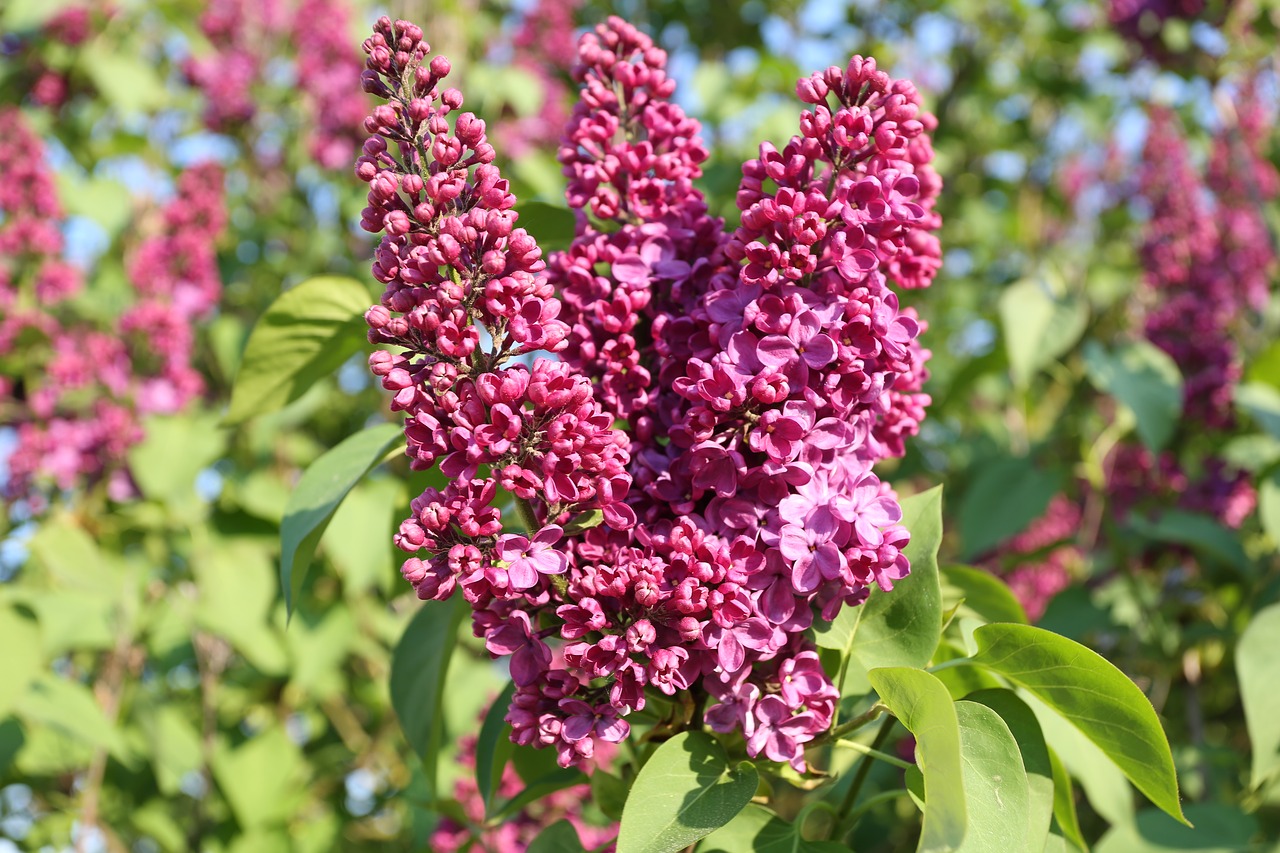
<box><xmin>0</xmin><ymin>0</ymin><xmax>1277</xmax><ymax>851</ymax></box>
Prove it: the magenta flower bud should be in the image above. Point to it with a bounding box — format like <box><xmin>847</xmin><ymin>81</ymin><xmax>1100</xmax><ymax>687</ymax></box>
<box><xmin>430</xmin><ymin>55</ymin><xmax>451</xmax><ymax>78</ymax></box>
<box><xmin>441</xmin><ymin>88</ymin><xmax>463</xmax><ymax>110</ymax></box>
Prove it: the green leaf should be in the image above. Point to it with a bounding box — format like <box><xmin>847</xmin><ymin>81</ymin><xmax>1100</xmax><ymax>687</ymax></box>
<box><xmin>1259</xmin><ymin>473</ymin><xmax>1280</xmax><ymax>551</ymax></box>
<box><xmin>492</xmin><ymin>764</ymin><xmax>587</xmax><ymax>821</ymax></box>
<box><xmin>279</xmin><ymin>423</ymin><xmax>402</xmax><ymax>614</ymax></box>
<box><xmin>0</xmin><ymin>719</ymin><xmax>25</xmax><ymax>776</ymax></box>
<box><xmin>954</xmin><ymin>701</ymin><xmax>1031</xmax><ymax>853</ymax></box>
<box><xmin>0</xmin><ymin>606</ymin><xmax>41</xmax><ymax>719</ymax></box>
<box><xmin>1236</xmin><ymin>382</ymin><xmax>1280</xmax><ymax>440</ymax></box>
<box><xmin>476</xmin><ymin>681</ymin><xmax>517</xmax><ymax>813</ymax></box>
<box><xmin>592</xmin><ymin>770</ymin><xmax>631</xmax><ymax>822</ymax></box>
<box><xmin>143</xmin><ymin>705</ymin><xmax>203</xmax><ymax>797</ymax></box>
<box><xmin>1094</xmin><ymin>804</ymin><xmax>1257</xmax><ymax>853</ymax></box>
<box><xmin>852</xmin><ymin>485</ymin><xmax>944</xmax><ymax>670</ymax></box>
<box><xmin>226</xmin><ymin>276</ymin><xmax>371</xmax><ymax>425</ymax></box>
<box><xmin>16</xmin><ymin>673</ymin><xmax>126</xmax><ymax>758</ymax></box>
<box><xmin>322</xmin><ymin>477</ymin><xmax>402</xmax><ymax>592</ymax></box>
<box><xmin>1246</xmin><ymin>340</ymin><xmax>1280</xmax><ymax>391</ymax></box>
<box><xmin>528</xmin><ymin>820</ymin><xmax>585</xmax><ymax>853</ymax></box>
<box><xmin>1</xmin><ymin>0</ymin><xmax>79</xmax><ymax>29</ymax></box>
<box><xmin>516</xmin><ymin>201</ymin><xmax>577</xmax><ymax>253</ymax></box>
<box><xmin>127</xmin><ymin>413</ymin><xmax>226</xmax><ymax>506</ymax></box>
<box><xmin>964</xmin><ymin>690</ymin><xmax>1052</xmax><ymax>850</ymax></box>
<box><xmin>970</xmin><ymin>624</ymin><xmax>1185</xmax><ymax>824</ymax></box>
<box><xmin>82</xmin><ymin>41</ymin><xmax>169</xmax><ymax>114</ymax></box>
<box><xmin>959</xmin><ymin>458</ymin><xmax>1060</xmax><ymax>559</ymax></box>
<box><xmin>999</xmin><ymin>275</ymin><xmax>1088</xmax><ymax>387</ymax></box>
<box><xmin>194</xmin><ymin>541</ymin><xmax>288</xmax><ymax>674</ymax></box>
<box><xmin>1238</xmin><ymin>603</ymin><xmax>1280</xmax><ymax>790</ymax></box>
<box><xmin>1026</xmin><ymin>689</ymin><xmax>1133</xmax><ymax>830</ymax></box>
<box><xmin>1047</xmin><ymin>746</ymin><xmax>1087</xmax><ymax>851</ymax></box>
<box><xmin>941</xmin><ymin>566</ymin><xmax>1030</xmax><ymax>625</ymax></box>
<box><xmin>390</xmin><ymin>598</ymin><xmax>467</xmax><ymax>801</ymax></box>
<box><xmin>1084</xmin><ymin>340</ymin><xmax>1183</xmax><ymax>452</ymax></box>
<box><xmin>617</xmin><ymin>731</ymin><xmax>759</xmax><ymax>853</ymax></box>
<box><xmin>867</xmin><ymin>667</ymin><xmax>966</xmax><ymax>853</ymax></box>
<box><xmin>697</xmin><ymin>804</ymin><xmax>849</xmax><ymax>852</ymax></box>
<box><xmin>211</xmin><ymin>726</ymin><xmax>306</xmax><ymax>828</ymax></box>
<box><xmin>1127</xmin><ymin>510</ymin><xmax>1248</xmax><ymax>569</ymax></box>
<box><xmin>812</xmin><ymin>605</ymin><xmax>861</xmax><ymax>651</ymax></box>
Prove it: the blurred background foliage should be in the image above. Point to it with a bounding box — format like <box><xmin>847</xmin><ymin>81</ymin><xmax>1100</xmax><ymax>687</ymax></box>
<box><xmin>1</xmin><ymin>0</ymin><xmax>1278</xmax><ymax>850</ymax></box>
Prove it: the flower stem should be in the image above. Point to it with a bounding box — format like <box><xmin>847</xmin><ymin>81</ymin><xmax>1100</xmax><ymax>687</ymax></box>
<box><xmin>836</xmin><ymin>716</ymin><xmax>897</xmax><ymax>831</ymax></box>
<box><xmin>513</xmin><ymin>495</ymin><xmax>540</xmax><ymax>534</ymax></box>
<box><xmin>834</xmin><ymin>740</ymin><xmax>914</xmax><ymax>770</ymax></box>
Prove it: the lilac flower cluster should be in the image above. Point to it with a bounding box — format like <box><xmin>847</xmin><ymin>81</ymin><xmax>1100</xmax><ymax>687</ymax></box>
<box><xmin>1105</xmin><ymin>99</ymin><xmax>1272</xmax><ymax>530</ymax></box>
<box><xmin>0</xmin><ymin>5</ymin><xmax>99</xmax><ymax>110</ymax></box>
<box><xmin>182</xmin><ymin>0</ymin><xmax>284</xmax><ymax>130</ymax></box>
<box><xmin>984</xmin><ymin>495</ymin><xmax>1081</xmax><ymax>621</ymax></box>
<box><xmin>1</xmin><ymin>108</ymin><xmax>226</xmax><ymax>505</ymax></box>
<box><xmin>430</xmin><ymin>700</ymin><xmax>617</xmax><ymax>852</ymax></box>
<box><xmin>1107</xmin><ymin>0</ymin><xmax>1207</xmax><ymax>63</ymax></box>
<box><xmin>360</xmin><ymin>17</ymin><xmax>940</xmax><ymax>773</ymax></box>
<box><xmin>183</xmin><ymin>0</ymin><xmax>364</xmax><ymax>167</ymax></box>
<box><xmin>492</xmin><ymin>0</ymin><xmax>581</xmax><ymax>158</ymax></box>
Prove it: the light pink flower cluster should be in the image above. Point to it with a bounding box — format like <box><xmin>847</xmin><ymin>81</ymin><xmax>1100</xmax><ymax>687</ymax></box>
<box><xmin>184</xmin><ymin>0</ymin><xmax>365</xmax><ymax>167</ymax></box>
<box><xmin>360</xmin><ymin>17</ymin><xmax>940</xmax><ymax>773</ymax></box>
<box><xmin>1</xmin><ymin>108</ymin><xmax>225</xmax><ymax>505</ymax></box>
<box><xmin>984</xmin><ymin>495</ymin><xmax>1081</xmax><ymax>621</ymax></box>
<box><xmin>0</xmin><ymin>5</ymin><xmax>100</xmax><ymax>109</ymax></box>
<box><xmin>182</xmin><ymin>0</ymin><xmax>285</xmax><ymax>130</ymax></box>
<box><xmin>491</xmin><ymin>0</ymin><xmax>582</xmax><ymax>158</ymax></box>
<box><xmin>430</xmin><ymin>702</ymin><xmax>617</xmax><ymax>852</ymax></box>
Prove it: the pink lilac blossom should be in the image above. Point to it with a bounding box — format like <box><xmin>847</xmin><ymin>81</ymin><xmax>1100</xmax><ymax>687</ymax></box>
<box><xmin>492</xmin><ymin>0</ymin><xmax>582</xmax><ymax>158</ymax></box>
<box><xmin>1</xmin><ymin>108</ymin><xmax>226</xmax><ymax>504</ymax></box>
<box><xmin>292</xmin><ymin>0</ymin><xmax>369</xmax><ymax>168</ymax></box>
<box><xmin>984</xmin><ymin>495</ymin><xmax>1081</xmax><ymax>621</ymax></box>
<box><xmin>360</xmin><ymin>17</ymin><xmax>940</xmax><ymax>774</ymax></box>
<box><xmin>0</xmin><ymin>5</ymin><xmax>103</xmax><ymax>110</ymax></box>
<box><xmin>182</xmin><ymin>0</ymin><xmax>285</xmax><ymax>130</ymax></box>
<box><xmin>430</xmin><ymin>702</ymin><xmax>617</xmax><ymax>852</ymax></box>
<box><xmin>1107</xmin><ymin>0</ymin><xmax>1210</xmax><ymax>63</ymax></box>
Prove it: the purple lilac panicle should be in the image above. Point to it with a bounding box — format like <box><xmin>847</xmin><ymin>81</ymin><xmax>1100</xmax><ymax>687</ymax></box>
<box><xmin>361</xmin><ymin>17</ymin><xmax>941</xmax><ymax>773</ymax></box>
<box><xmin>1</xmin><ymin>110</ymin><xmax>226</xmax><ymax>504</ymax></box>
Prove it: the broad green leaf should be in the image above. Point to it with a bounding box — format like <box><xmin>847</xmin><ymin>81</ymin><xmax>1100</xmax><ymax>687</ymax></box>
<box><xmin>492</xmin><ymin>764</ymin><xmax>587</xmax><ymax>821</ymax></box>
<box><xmin>1246</xmin><ymin>339</ymin><xmax>1280</xmax><ymax>391</ymax></box>
<box><xmin>516</xmin><ymin>201</ymin><xmax>577</xmax><ymax>252</ymax></box>
<box><xmin>0</xmin><ymin>719</ymin><xmax>25</xmax><ymax>776</ymax></box>
<box><xmin>1220</xmin><ymin>434</ymin><xmax>1280</xmax><ymax>473</ymax></box>
<box><xmin>1083</xmin><ymin>340</ymin><xmax>1183</xmax><ymax>452</ymax></box>
<box><xmin>1238</xmin><ymin>603</ymin><xmax>1280</xmax><ymax>789</ymax></box>
<box><xmin>1127</xmin><ymin>510</ymin><xmax>1248</xmax><ymax>569</ymax></box>
<box><xmin>16</xmin><ymin>673</ymin><xmax>126</xmax><ymax>758</ymax></box>
<box><xmin>965</xmin><ymin>690</ymin><xmax>1051</xmax><ymax>850</ymax></box>
<box><xmin>698</xmin><ymin>804</ymin><xmax>848</xmax><ymax>852</ymax></box>
<box><xmin>323</xmin><ymin>477</ymin><xmax>401</xmax><ymax>593</ymax></box>
<box><xmin>143</xmin><ymin>705</ymin><xmax>203</xmax><ymax>797</ymax></box>
<box><xmin>390</xmin><ymin>597</ymin><xmax>467</xmax><ymax>801</ymax></box>
<box><xmin>999</xmin><ymin>275</ymin><xmax>1088</xmax><ymax>387</ymax></box>
<box><xmin>867</xmin><ymin>667</ymin><xmax>966</xmax><ymax>853</ymax></box>
<box><xmin>959</xmin><ymin>458</ymin><xmax>1060</xmax><ymax>559</ymax></box>
<box><xmin>592</xmin><ymin>770</ymin><xmax>631</xmax><ymax>822</ymax></box>
<box><xmin>941</xmin><ymin>566</ymin><xmax>1030</xmax><ymax>625</ymax></box>
<box><xmin>29</xmin><ymin>514</ymin><xmax>122</xmax><ymax>596</ymax></box>
<box><xmin>0</xmin><ymin>607</ymin><xmax>40</xmax><ymax>718</ymax></box>
<box><xmin>812</xmin><ymin>605</ymin><xmax>861</xmax><ymax>651</ymax></box>
<box><xmin>954</xmin><ymin>701</ymin><xmax>1031</xmax><ymax>853</ymax></box>
<box><xmin>1095</xmin><ymin>804</ymin><xmax>1258</xmax><ymax>853</ymax></box>
<box><xmin>226</xmin><ymin>276</ymin><xmax>371</xmax><ymax>425</ymax></box>
<box><xmin>82</xmin><ymin>41</ymin><xmax>169</xmax><ymax>114</ymax></box>
<box><xmin>285</xmin><ymin>606</ymin><xmax>356</xmax><ymax>698</ymax></box>
<box><xmin>1047</xmin><ymin>746</ymin><xmax>1087</xmax><ymax>851</ymax></box>
<box><xmin>211</xmin><ymin>727</ymin><xmax>306</xmax><ymax>828</ymax></box>
<box><xmin>476</xmin><ymin>681</ymin><xmax>517</xmax><ymax>813</ymax></box>
<box><xmin>1236</xmin><ymin>382</ymin><xmax>1280</xmax><ymax>440</ymax></box>
<box><xmin>617</xmin><ymin>731</ymin><xmax>759</xmax><ymax>853</ymax></box>
<box><xmin>852</xmin><ymin>486</ymin><xmax>944</xmax><ymax>670</ymax></box>
<box><xmin>195</xmin><ymin>542</ymin><xmax>288</xmax><ymax>674</ymax></box>
<box><xmin>528</xmin><ymin>820</ymin><xmax>585</xmax><ymax>853</ymax></box>
<box><xmin>279</xmin><ymin>422</ymin><xmax>402</xmax><ymax>614</ymax></box>
<box><xmin>1026</xmin><ymin>690</ymin><xmax>1132</xmax><ymax>829</ymax></box>
<box><xmin>1259</xmin><ymin>473</ymin><xmax>1280</xmax><ymax>551</ymax></box>
<box><xmin>970</xmin><ymin>624</ymin><xmax>1185</xmax><ymax>824</ymax></box>
<box><xmin>127</xmin><ymin>413</ymin><xmax>226</xmax><ymax>506</ymax></box>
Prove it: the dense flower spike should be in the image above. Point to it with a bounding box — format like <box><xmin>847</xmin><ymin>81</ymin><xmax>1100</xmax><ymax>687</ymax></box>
<box><xmin>362</xmin><ymin>17</ymin><xmax>940</xmax><ymax>774</ymax></box>
<box><xmin>292</xmin><ymin>0</ymin><xmax>369</xmax><ymax>168</ymax></box>
<box><xmin>0</xmin><ymin>110</ymin><xmax>227</xmax><ymax>504</ymax></box>
<box><xmin>492</xmin><ymin>0</ymin><xmax>582</xmax><ymax>157</ymax></box>
<box><xmin>430</xmin><ymin>701</ymin><xmax>617</xmax><ymax>852</ymax></box>
<box><xmin>182</xmin><ymin>0</ymin><xmax>284</xmax><ymax>129</ymax></box>
<box><xmin>984</xmin><ymin>495</ymin><xmax>1082</xmax><ymax>621</ymax></box>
